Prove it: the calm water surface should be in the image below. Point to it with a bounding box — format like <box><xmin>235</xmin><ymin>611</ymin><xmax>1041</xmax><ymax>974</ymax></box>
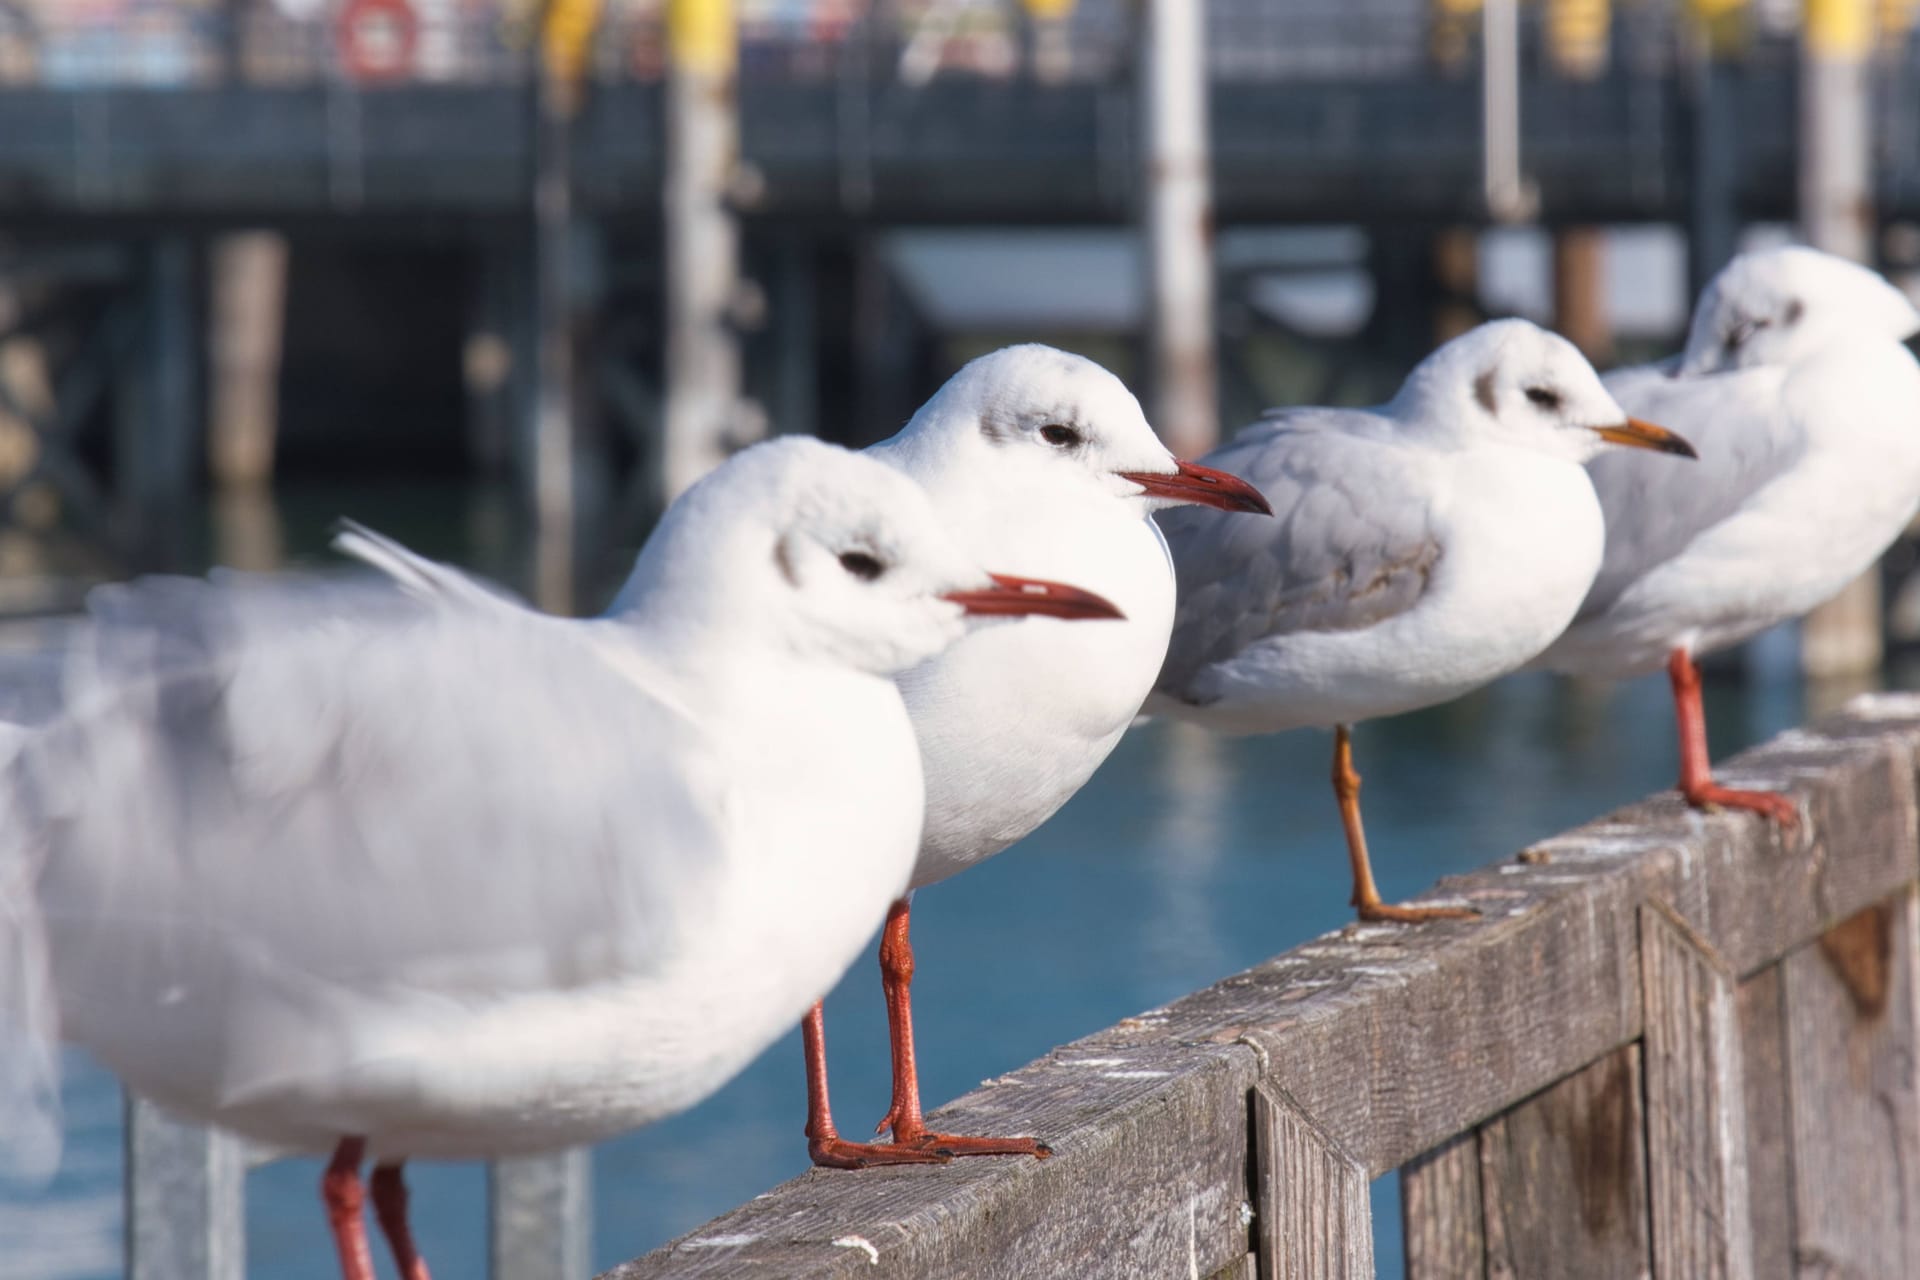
<box><xmin>0</xmin><ymin>485</ymin><xmax>1845</xmax><ymax>1278</ymax></box>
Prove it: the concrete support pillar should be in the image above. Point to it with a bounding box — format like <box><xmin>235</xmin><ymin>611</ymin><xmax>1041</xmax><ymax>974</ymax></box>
<box><xmin>663</xmin><ymin>0</ymin><xmax>747</xmax><ymax>498</ymax></box>
<box><xmin>207</xmin><ymin>231</ymin><xmax>287</xmax><ymax>492</ymax></box>
<box><xmin>1552</xmin><ymin>227</ymin><xmax>1611</xmax><ymax>363</ymax></box>
<box><xmin>1139</xmin><ymin>0</ymin><xmax>1218</xmax><ymax>458</ymax></box>
<box><xmin>1799</xmin><ymin>0</ymin><xmax>1881</xmax><ymax>677</ymax></box>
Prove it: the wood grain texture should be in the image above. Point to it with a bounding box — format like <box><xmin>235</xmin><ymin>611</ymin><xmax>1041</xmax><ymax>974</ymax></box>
<box><xmin>608</xmin><ymin>1041</ymin><xmax>1258</xmax><ymax>1279</ymax></box>
<box><xmin>1735</xmin><ymin>966</ymin><xmax>1794</xmax><ymax>1280</ymax></box>
<box><xmin>1402</xmin><ymin>1131</ymin><xmax>1484</xmax><ymax>1280</ymax></box>
<box><xmin>1780</xmin><ymin>889</ymin><xmax>1920</xmax><ymax>1278</ymax></box>
<box><xmin>1251</xmin><ymin>1084</ymin><xmax>1372</xmax><ymax>1280</ymax></box>
<box><xmin>1639</xmin><ymin>903</ymin><xmax>1752</xmax><ymax>1280</ymax></box>
<box><xmin>1479</xmin><ymin>1046</ymin><xmax>1651</xmax><ymax>1280</ymax></box>
<box><xmin>602</xmin><ymin>698</ymin><xmax>1920</xmax><ymax>1277</ymax></box>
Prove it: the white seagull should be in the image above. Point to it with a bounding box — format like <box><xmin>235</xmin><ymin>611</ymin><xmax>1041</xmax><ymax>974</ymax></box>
<box><xmin>1147</xmin><ymin>319</ymin><xmax>1695</xmax><ymax>922</ymax></box>
<box><xmin>0</xmin><ymin>437</ymin><xmax>1123</xmax><ymax>1280</ymax></box>
<box><xmin>1534</xmin><ymin>246</ymin><xmax>1920</xmax><ymax>822</ymax></box>
<box><xmin>800</xmin><ymin>344</ymin><xmax>1271</xmax><ymax>1168</ymax></box>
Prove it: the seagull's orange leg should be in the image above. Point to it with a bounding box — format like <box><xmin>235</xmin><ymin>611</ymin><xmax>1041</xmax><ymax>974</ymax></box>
<box><xmin>1333</xmin><ymin>724</ymin><xmax>1477</xmax><ymax>924</ymax></box>
<box><xmin>321</xmin><ymin>1138</ymin><xmax>376</xmax><ymax>1280</ymax></box>
<box><xmin>1668</xmin><ymin>648</ymin><xmax>1799</xmax><ymax>825</ymax></box>
<box><xmin>874</xmin><ymin>896</ymin><xmax>1051</xmax><ymax>1159</ymax></box>
<box><xmin>803</xmin><ymin>1000</ymin><xmax>949</xmax><ymax>1169</ymax></box>
<box><xmin>370</xmin><ymin>1162</ymin><xmax>432</xmax><ymax>1280</ymax></box>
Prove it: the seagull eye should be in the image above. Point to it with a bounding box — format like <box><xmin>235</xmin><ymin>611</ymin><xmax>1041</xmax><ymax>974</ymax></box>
<box><xmin>1039</xmin><ymin>424</ymin><xmax>1082</xmax><ymax>448</ymax></box>
<box><xmin>1524</xmin><ymin>387</ymin><xmax>1562</xmax><ymax>411</ymax></box>
<box><xmin>838</xmin><ymin>551</ymin><xmax>885</xmax><ymax>582</ymax></box>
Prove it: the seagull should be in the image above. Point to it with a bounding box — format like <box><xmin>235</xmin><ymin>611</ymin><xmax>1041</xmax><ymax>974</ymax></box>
<box><xmin>800</xmin><ymin>344</ymin><xmax>1272</xmax><ymax>1168</ymax></box>
<box><xmin>0</xmin><ymin>437</ymin><xmax>1123</xmax><ymax>1280</ymax></box>
<box><xmin>1534</xmin><ymin>246</ymin><xmax>1920</xmax><ymax>822</ymax></box>
<box><xmin>1147</xmin><ymin>319</ymin><xmax>1696</xmax><ymax>923</ymax></box>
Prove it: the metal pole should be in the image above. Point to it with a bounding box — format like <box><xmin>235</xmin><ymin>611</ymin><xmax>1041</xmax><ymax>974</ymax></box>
<box><xmin>663</xmin><ymin>0</ymin><xmax>745</xmax><ymax>498</ymax></box>
<box><xmin>1799</xmin><ymin>0</ymin><xmax>1880</xmax><ymax>677</ymax></box>
<box><xmin>1138</xmin><ymin>0</ymin><xmax>1217</xmax><ymax>459</ymax></box>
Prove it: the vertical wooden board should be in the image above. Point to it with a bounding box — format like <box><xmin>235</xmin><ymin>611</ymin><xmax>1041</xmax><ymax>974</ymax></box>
<box><xmin>490</xmin><ymin>1148</ymin><xmax>593</xmax><ymax>1280</ymax></box>
<box><xmin>1479</xmin><ymin>1046</ymin><xmax>1651</xmax><ymax>1280</ymax></box>
<box><xmin>1253</xmin><ymin>1084</ymin><xmax>1374</xmax><ymax>1280</ymax></box>
<box><xmin>126</xmin><ymin>1096</ymin><xmax>245</xmax><ymax>1280</ymax></box>
<box><xmin>1402</xmin><ymin>1132</ymin><xmax>1484</xmax><ymax>1279</ymax></box>
<box><xmin>1780</xmin><ymin>890</ymin><xmax>1920</xmax><ymax>1277</ymax></box>
<box><xmin>1734</xmin><ymin>966</ymin><xmax>1794</xmax><ymax>1280</ymax></box>
<box><xmin>1639</xmin><ymin>904</ymin><xmax>1753</xmax><ymax>1280</ymax></box>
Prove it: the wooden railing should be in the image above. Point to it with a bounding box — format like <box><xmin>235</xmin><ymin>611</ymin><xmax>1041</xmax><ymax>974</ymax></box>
<box><xmin>607</xmin><ymin>694</ymin><xmax>1920</xmax><ymax>1278</ymax></box>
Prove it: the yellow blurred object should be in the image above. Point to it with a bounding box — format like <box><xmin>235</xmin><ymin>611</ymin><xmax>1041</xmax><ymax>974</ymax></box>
<box><xmin>1806</xmin><ymin>0</ymin><xmax>1874</xmax><ymax>57</ymax></box>
<box><xmin>1687</xmin><ymin>0</ymin><xmax>1749</xmax><ymax>55</ymax></box>
<box><xmin>543</xmin><ymin>0</ymin><xmax>605</xmax><ymax>87</ymax></box>
<box><xmin>1546</xmin><ymin>0</ymin><xmax>1610</xmax><ymax>78</ymax></box>
<box><xmin>1880</xmin><ymin>0</ymin><xmax>1918</xmax><ymax>38</ymax></box>
<box><xmin>1020</xmin><ymin>0</ymin><xmax>1078</xmax><ymax>17</ymax></box>
<box><xmin>669</xmin><ymin>0</ymin><xmax>737</xmax><ymax>77</ymax></box>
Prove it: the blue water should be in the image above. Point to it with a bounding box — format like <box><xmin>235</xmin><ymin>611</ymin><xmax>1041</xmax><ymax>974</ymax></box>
<box><xmin>0</xmin><ymin>484</ymin><xmax>1835</xmax><ymax>1277</ymax></box>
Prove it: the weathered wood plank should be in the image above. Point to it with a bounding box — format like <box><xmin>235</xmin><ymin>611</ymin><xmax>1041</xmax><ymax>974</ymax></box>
<box><xmin>607</xmin><ymin>1041</ymin><xmax>1257</xmax><ymax>1279</ymax></box>
<box><xmin>1780</xmin><ymin>889</ymin><xmax>1920</xmax><ymax>1276</ymax></box>
<box><xmin>1402</xmin><ymin>1132</ymin><xmax>1484</xmax><ymax>1280</ymax></box>
<box><xmin>613</xmin><ymin>699</ymin><xmax>1920</xmax><ymax>1277</ymax></box>
<box><xmin>126</xmin><ymin>1095</ymin><xmax>245</xmax><ymax>1280</ymax></box>
<box><xmin>1251</xmin><ymin>1083</ymin><xmax>1372</xmax><ymax>1280</ymax></box>
<box><xmin>1734</xmin><ymin>966</ymin><xmax>1794</xmax><ymax>1280</ymax></box>
<box><xmin>1129</xmin><ymin>707</ymin><xmax>1920</xmax><ymax>1176</ymax></box>
<box><xmin>1478</xmin><ymin>1046</ymin><xmax>1650</xmax><ymax>1280</ymax></box>
<box><xmin>1639</xmin><ymin>903</ymin><xmax>1752</xmax><ymax>1280</ymax></box>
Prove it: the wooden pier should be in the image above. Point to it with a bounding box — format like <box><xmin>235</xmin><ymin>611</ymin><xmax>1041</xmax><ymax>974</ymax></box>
<box><xmin>607</xmin><ymin>694</ymin><xmax>1920</xmax><ymax>1278</ymax></box>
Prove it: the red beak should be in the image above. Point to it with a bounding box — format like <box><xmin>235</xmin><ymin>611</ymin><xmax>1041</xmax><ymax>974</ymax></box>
<box><xmin>1118</xmin><ymin>459</ymin><xmax>1273</xmax><ymax>515</ymax></box>
<box><xmin>944</xmin><ymin>573</ymin><xmax>1126</xmax><ymax>621</ymax></box>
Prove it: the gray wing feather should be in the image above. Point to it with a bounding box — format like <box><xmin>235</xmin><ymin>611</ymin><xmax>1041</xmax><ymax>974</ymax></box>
<box><xmin>1155</xmin><ymin>409</ymin><xmax>1442</xmax><ymax>698</ymax></box>
<box><xmin>20</xmin><ymin>568</ymin><xmax>729</xmax><ymax>1020</ymax></box>
<box><xmin>1581</xmin><ymin>362</ymin><xmax>1803</xmax><ymax>618</ymax></box>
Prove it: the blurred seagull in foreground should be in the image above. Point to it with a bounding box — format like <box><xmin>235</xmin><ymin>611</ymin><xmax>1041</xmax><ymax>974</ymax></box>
<box><xmin>0</xmin><ymin>437</ymin><xmax>1123</xmax><ymax>1280</ymax></box>
<box><xmin>1148</xmin><ymin>320</ymin><xmax>1695</xmax><ymax>923</ymax></box>
<box><xmin>1534</xmin><ymin>246</ymin><xmax>1920</xmax><ymax>823</ymax></box>
<box><xmin>801</xmin><ymin>345</ymin><xmax>1271</xmax><ymax>1168</ymax></box>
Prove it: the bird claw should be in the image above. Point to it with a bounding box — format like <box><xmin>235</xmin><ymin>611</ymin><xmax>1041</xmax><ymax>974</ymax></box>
<box><xmin>892</xmin><ymin>1129</ymin><xmax>1052</xmax><ymax>1160</ymax></box>
<box><xmin>1684</xmin><ymin>784</ymin><xmax>1800</xmax><ymax>828</ymax></box>
<box><xmin>1354</xmin><ymin>900</ymin><xmax>1479</xmax><ymax>925</ymax></box>
<box><xmin>808</xmin><ymin>1136</ymin><xmax>953</xmax><ymax>1170</ymax></box>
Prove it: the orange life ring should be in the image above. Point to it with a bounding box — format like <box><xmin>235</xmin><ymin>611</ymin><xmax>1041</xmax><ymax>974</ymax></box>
<box><xmin>336</xmin><ymin>0</ymin><xmax>419</xmax><ymax>83</ymax></box>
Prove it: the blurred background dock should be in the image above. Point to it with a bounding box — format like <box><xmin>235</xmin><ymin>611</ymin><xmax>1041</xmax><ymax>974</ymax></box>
<box><xmin>2</xmin><ymin>0</ymin><xmax>1917</xmax><ymax>625</ymax></box>
<box><xmin>5</xmin><ymin>3</ymin><xmax>1920</xmax><ymax>1276</ymax></box>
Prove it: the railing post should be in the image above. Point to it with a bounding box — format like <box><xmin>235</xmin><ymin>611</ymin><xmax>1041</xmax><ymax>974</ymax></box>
<box><xmin>125</xmin><ymin>1096</ymin><xmax>245</xmax><ymax>1280</ymax></box>
<box><xmin>489</xmin><ymin>1148</ymin><xmax>594</xmax><ymax>1280</ymax></box>
<box><xmin>1250</xmin><ymin>1083</ymin><xmax>1372</xmax><ymax>1280</ymax></box>
<box><xmin>1639</xmin><ymin>903</ymin><xmax>1754</xmax><ymax>1280</ymax></box>
<box><xmin>1777</xmin><ymin>889</ymin><xmax>1920</xmax><ymax>1272</ymax></box>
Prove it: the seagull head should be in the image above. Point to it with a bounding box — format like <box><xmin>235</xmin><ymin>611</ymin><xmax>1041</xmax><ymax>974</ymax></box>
<box><xmin>611</xmin><ymin>437</ymin><xmax>1123</xmax><ymax>676</ymax></box>
<box><xmin>1679</xmin><ymin>245</ymin><xmax>1920</xmax><ymax>375</ymax></box>
<box><xmin>1402</xmin><ymin>318</ymin><xmax>1696</xmax><ymax>464</ymax></box>
<box><xmin>872</xmin><ymin>344</ymin><xmax>1270</xmax><ymax>518</ymax></box>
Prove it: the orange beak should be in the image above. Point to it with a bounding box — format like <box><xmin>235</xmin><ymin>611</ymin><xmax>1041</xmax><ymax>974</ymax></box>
<box><xmin>1118</xmin><ymin>458</ymin><xmax>1273</xmax><ymax>514</ymax></box>
<box><xmin>1593</xmin><ymin>417</ymin><xmax>1697</xmax><ymax>458</ymax></box>
<box><xmin>944</xmin><ymin>573</ymin><xmax>1126</xmax><ymax>621</ymax></box>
